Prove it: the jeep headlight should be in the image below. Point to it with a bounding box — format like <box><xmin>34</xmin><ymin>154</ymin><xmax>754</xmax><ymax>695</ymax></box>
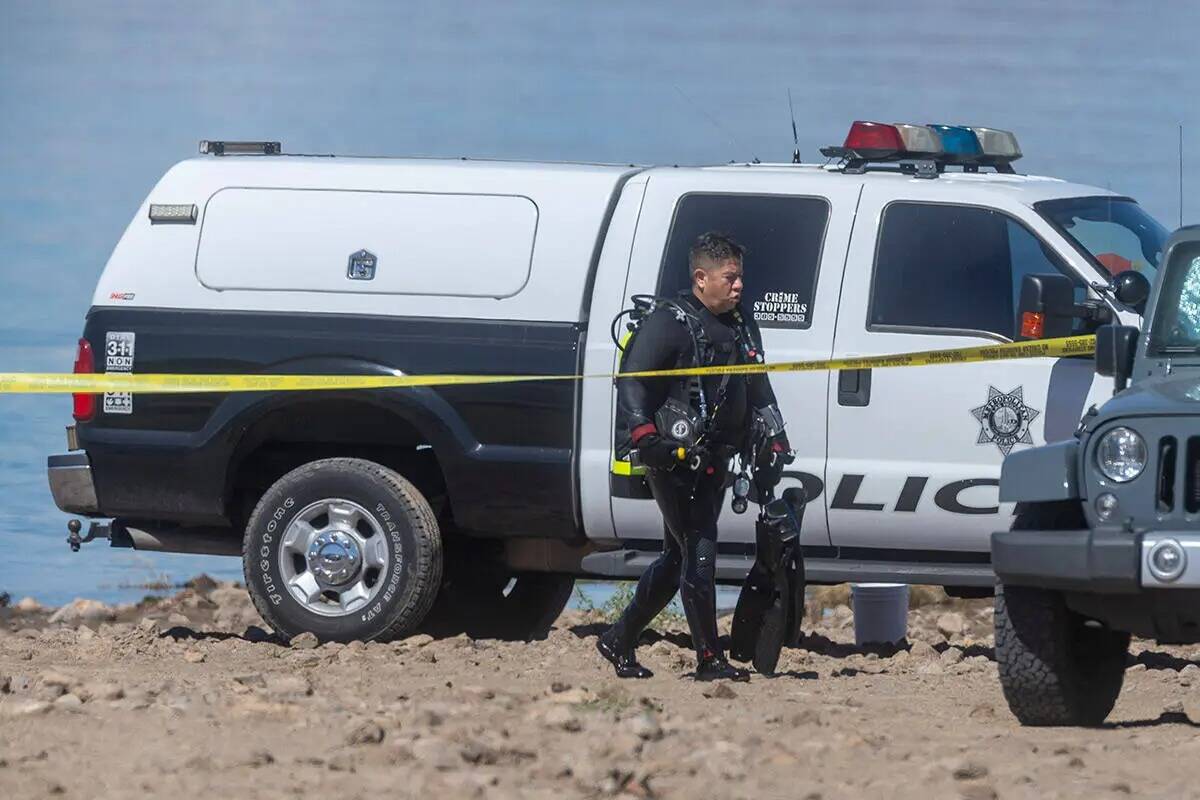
<box><xmin>1096</xmin><ymin>427</ymin><xmax>1147</xmax><ymax>483</ymax></box>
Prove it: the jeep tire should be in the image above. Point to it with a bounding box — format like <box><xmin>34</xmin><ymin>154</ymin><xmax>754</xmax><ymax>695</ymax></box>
<box><xmin>995</xmin><ymin>584</ymin><xmax>1129</xmax><ymax>726</ymax></box>
<box><xmin>243</xmin><ymin>458</ymin><xmax>442</xmax><ymax>643</ymax></box>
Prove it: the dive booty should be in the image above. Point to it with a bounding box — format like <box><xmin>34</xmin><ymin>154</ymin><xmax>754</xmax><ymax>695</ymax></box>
<box><xmin>596</xmin><ymin>629</ymin><xmax>654</xmax><ymax>679</ymax></box>
<box><xmin>730</xmin><ymin>487</ymin><xmax>807</xmax><ymax>676</ymax></box>
<box><xmin>694</xmin><ymin>656</ymin><xmax>751</xmax><ymax>682</ymax></box>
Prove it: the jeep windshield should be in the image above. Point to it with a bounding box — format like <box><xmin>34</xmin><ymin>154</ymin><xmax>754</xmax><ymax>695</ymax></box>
<box><xmin>1036</xmin><ymin>196</ymin><xmax>1168</xmax><ymax>285</ymax></box>
<box><xmin>1149</xmin><ymin>241</ymin><xmax>1200</xmax><ymax>353</ymax></box>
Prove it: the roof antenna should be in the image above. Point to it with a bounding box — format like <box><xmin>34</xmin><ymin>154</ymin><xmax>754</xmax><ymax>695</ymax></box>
<box><xmin>1180</xmin><ymin>123</ymin><xmax>1185</xmax><ymax>228</ymax></box>
<box><xmin>788</xmin><ymin>89</ymin><xmax>801</xmax><ymax>164</ymax></box>
<box><xmin>673</xmin><ymin>84</ymin><xmax>752</xmax><ymax>162</ymax></box>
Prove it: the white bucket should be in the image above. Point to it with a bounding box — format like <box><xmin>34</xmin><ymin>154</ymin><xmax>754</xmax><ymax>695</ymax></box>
<box><xmin>851</xmin><ymin>583</ymin><xmax>909</xmax><ymax>646</ymax></box>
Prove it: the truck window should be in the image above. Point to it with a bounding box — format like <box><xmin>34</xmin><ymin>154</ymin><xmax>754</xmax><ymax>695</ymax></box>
<box><xmin>1035</xmin><ymin>196</ymin><xmax>1167</xmax><ymax>283</ymax></box>
<box><xmin>657</xmin><ymin>194</ymin><xmax>829</xmax><ymax>330</ymax></box>
<box><xmin>869</xmin><ymin>202</ymin><xmax>1084</xmax><ymax>340</ymax></box>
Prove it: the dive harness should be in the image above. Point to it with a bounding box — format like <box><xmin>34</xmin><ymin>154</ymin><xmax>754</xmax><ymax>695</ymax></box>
<box><xmin>612</xmin><ymin>294</ymin><xmax>766</xmax><ymax>475</ymax></box>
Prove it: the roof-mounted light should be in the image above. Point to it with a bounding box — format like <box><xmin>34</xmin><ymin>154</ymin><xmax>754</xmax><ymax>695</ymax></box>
<box><xmin>893</xmin><ymin>124</ymin><xmax>943</xmax><ymax>157</ymax></box>
<box><xmin>970</xmin><ymin>127</ymin><xmax>1022</xmax><ymax>160</ymax></box>
<box><xmin>199</xmin><ymin>140</ymin><xmax>281</xmax><ymax>156</ymax></box>
<box><xmin>148</xmin><ymin>203</ymin><xmax>197</xmax><ymax>224</ymax></box>
<box><xmin>841</xmin><ymin>121</ymin><xmax>905</xmax><ymax>158</ymax></box>
<box><xmin>927</xmin><ymin>125</ymin><xmax>983</xmax><ymax>158</ymax></box>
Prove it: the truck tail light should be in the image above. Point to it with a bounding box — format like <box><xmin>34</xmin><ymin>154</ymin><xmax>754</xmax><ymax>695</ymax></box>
<box><xmin>72</xmin><ymin>338</ymin><xmax>97</xmax><ymax>422</ymax></box>
<box><xmin>1020</xmin><ymin>311</ymin><xmax>1045</xmax><ymax>339</ymax></box>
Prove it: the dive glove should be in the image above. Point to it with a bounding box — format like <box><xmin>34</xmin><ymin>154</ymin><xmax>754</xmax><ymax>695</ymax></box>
<box><xmin>637</xmin><ymin>433</ymin><xmax>683</xmax><ymax>470</ymax></box>
<box><xmin>754</xmin><ymin>432</ymin><xmax>794</xmax><ymax>492</ymax></box>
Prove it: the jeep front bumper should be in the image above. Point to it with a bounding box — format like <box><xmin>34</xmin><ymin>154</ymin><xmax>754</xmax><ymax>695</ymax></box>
<box><xmin>993</xmin><ymin>529</ymin><xmax>1200</xmax><ymax>592</ymax></box>
<box><xmin>992</xmin><ymin>528</ymin><xmax>1139</xmax><ymax>593</ymax></box>
<box><xmin>47</xmin><ymin>452</ymin><xmax>100</xmax><ymax>515</ymax></box>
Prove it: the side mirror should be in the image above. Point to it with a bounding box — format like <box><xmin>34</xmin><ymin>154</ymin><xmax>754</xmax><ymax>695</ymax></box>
<box><xmin>1017</xmin><ymin>274</ymin><xmax>1076</xmax><ymax>340</ymax></box>
<box><xmin>1095</xmin><ymin>324</ymin><xmax>1138</xmax><ymax>392</ymax></box>
<box><xmin>1111</xmin><ymin>271</ymin><xmax>1150</xmax><ymax>315</ymax></box>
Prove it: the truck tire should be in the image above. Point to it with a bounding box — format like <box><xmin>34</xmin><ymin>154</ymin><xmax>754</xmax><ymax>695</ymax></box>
<box><xmin>243</xmin><ymin>457</ymin><xmax>441</xmax><ymax>643</ymax></box>
<box><xmin>423</xmin><ymin>570</ymin><xmax>575</xmax><ymax>641</ymax></box>
<box><xmin>995</xmin><ymin>584</ymin><xmax>1129</xmax><ymax>726</ymax></box>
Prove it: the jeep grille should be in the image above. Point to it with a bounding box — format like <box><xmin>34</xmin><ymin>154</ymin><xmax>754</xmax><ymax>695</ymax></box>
<box><xmin>1158</xmin><ymin>436</ymin><xmax>1177</xmax><ymax>512</ymax></box>
<box><xmin>1189</xmin><ymin>438</ymin><xmax>1200</xmax><ymax>515</ymax></box>
<box><xmin>1156</xmin><ymin>436</ymin><xmax>1200</xmax><ymax>514</ymax></box>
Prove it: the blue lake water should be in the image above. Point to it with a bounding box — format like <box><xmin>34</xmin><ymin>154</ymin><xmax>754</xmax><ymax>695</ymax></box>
<box><xmin>0</xmin><ymin>341</ymin><xmax>246</xmax><ymax>606</ymax></box>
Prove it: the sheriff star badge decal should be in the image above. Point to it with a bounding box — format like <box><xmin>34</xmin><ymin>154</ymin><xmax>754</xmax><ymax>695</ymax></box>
<box><xmin>971</xmin><ymin>386</ymin><xmax>1040</xmax><ymax>456</ymax></box>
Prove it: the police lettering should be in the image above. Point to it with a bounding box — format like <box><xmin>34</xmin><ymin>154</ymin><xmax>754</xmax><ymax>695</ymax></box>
<box><xmin>782</xmin><ymin>471</ymin><xmax>1001</xmax><ymax>515</ymax></box>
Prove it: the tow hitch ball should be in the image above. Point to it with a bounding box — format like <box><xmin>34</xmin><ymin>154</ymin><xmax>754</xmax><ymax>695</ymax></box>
<box><xmin>66</xmin><ymin>519</ymin><xmax>110</xmax><ymax>552</ymax></box>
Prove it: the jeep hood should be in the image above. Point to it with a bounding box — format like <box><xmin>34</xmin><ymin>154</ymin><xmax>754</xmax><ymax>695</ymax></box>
<box><xmin>1093</xmin><ymin>373</ymin><xmax>1200</xmax><ymax>422</ymax></box>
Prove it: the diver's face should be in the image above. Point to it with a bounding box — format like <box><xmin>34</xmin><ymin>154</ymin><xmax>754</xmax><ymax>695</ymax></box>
<box><xmin>693</xmin><ymin>258</ymin><xmax>743</xmax><ymax>314</ymax></box>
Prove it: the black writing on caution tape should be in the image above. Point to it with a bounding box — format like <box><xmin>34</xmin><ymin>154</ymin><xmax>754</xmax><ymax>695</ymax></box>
<box><xmin>0</xmin><ymin>335</ymin><xmax>1096</xmax><ymax>395</ymax></box>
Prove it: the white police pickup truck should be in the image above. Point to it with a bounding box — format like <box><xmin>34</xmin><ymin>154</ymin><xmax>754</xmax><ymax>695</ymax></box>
<box><xmin>47</xmin><ymin>124</ymin><xmax>1169</xmax><ymax>642</ymax></box>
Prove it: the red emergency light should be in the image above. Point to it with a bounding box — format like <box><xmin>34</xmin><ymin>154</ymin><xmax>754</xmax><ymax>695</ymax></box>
<box><xmin>842</xmin><ymin>121</ymin><xmax>905</xmax><ymax>158</ymax></box>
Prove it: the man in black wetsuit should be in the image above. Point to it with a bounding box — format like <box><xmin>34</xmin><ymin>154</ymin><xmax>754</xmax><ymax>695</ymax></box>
<box><xmin>597</xmin><ymin>232</ymin><xmax>791</xmax><ymax>682</ymax></box>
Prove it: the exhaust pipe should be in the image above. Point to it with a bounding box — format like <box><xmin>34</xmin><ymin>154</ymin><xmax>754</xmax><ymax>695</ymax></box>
<box><xmin>113</xmin><ymin>521</ymin><xmax>242</xmax><ymax>556</ymax></box>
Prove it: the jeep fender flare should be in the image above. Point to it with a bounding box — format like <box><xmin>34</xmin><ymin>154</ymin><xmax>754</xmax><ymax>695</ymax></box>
<box><xmin>999</xmin><ymin>440</ymin><xmax>1082</xmax><ymax>504</ymax></box>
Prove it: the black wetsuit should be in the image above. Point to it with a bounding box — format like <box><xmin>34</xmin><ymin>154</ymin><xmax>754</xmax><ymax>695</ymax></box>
<box><xmin>611</xmin><ymin>292</ymin><xmax>779</xmax><ymax>663</ymax></box>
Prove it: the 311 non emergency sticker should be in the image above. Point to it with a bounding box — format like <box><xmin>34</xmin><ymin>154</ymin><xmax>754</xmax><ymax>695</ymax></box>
<box><xmin>103</xmin><ymin>331</ymin><xmax>135</xmax><ymax>414</ymax></box>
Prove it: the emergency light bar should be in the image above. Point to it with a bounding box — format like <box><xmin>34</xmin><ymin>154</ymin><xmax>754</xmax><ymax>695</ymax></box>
<box><xmin>821</xmin><ymin>122</ymin><xmax>1021</xmax><ymax>176</ymax></box>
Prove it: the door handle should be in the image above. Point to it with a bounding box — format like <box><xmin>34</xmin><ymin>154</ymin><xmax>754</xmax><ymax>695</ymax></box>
<box><xmin>838</xmin><ymin>368</ymin><xmax>872</xmax><ymax>407</ymax></box>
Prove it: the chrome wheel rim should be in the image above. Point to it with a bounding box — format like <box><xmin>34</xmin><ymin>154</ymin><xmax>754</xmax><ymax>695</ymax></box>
<box><xmin>278</xmin><ymin>498</ymin><xmax>390</xmax><ymax>617</ymax></box>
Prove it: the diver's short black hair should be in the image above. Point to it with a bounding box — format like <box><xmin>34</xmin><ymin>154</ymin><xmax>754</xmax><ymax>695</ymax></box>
<box><xmin>688</xmin><ymin>232</ymin><xmax>744</xmax><ymax>270</ymax></box>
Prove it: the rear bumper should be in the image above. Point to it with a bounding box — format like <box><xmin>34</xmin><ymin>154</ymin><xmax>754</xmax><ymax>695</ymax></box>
<box><xmin>991</xmin><ymin>528</ymin><xmax>1140</xmax><ymax>593</ymax></box>
<box><xmin>47</xmin><ymin>452</ymin><xmax>100</xmax><ymax>515</ymax></box>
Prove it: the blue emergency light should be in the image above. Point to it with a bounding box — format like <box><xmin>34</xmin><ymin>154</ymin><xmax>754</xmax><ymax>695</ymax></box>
<box><xmin>927</xmin><ymin>125</ymin><xmax>983</xmax><ymax>157</ymax></box>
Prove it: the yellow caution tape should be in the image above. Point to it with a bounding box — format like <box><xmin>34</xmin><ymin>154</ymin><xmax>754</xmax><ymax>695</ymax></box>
<box><xmin>0</xmin><ymin>335</ymin><xmax>1096</xmax><ymax>395</ymax></box>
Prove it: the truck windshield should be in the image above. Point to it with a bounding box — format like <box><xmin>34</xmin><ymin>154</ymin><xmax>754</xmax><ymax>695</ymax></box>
<box><xmin>1036</xmin><ymin>196</ymin><xmax>1168</xmax><ymax>283</ymax></box>
<box><xmin>1150</xmin><ymin>242</ymin><xmax>1200</xmax><ymax>353</ymax></box>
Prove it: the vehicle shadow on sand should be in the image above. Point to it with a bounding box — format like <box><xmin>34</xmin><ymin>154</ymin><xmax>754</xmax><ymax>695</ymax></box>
<box><xmin>1128</xmin><ymin>649</ymin><xmax>1200</xmax><ymax>671</ymax></box>
<box><xmin>1111</xmin><ymin>711</ymin><xmax>1200</xmax><ymax>729</ymax></box>
<box><xmin>157</xmin><ymin>625</ymin><xmax>285</xmax><ymax>645</ymax></box>
<box><xmin>568</xmin><ymin>622</ymin><xmax>996</xmax><ymax>666</ymax></box>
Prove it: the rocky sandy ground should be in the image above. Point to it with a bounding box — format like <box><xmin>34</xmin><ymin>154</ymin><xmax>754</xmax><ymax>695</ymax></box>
<box><xmin>3</xmin><ymin>580</ymin><xmax>1200</xmax><ymax>799</ymax></box>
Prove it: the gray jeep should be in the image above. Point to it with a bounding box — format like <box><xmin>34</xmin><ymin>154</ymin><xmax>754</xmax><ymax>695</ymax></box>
<box><xmin>992</xmin><ymin>225</ymin><xmax>1200</xmax><ymax>726</ymax></box>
